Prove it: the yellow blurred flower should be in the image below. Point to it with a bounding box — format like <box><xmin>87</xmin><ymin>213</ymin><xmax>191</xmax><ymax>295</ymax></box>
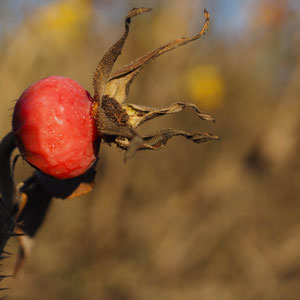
<box><xmin>2</xmin><ymin>0</ymin><xmax>92</xmax><ymax>82</ymax></box>
<box><xmin>36</xmin><ymin>0</ymin><xmax>92</xmax><ymax>43</ymax></box>
<box><xmin>184</xmin><ymin>64</ymin><xmax>225</xmax><ymax>110</ymax></box>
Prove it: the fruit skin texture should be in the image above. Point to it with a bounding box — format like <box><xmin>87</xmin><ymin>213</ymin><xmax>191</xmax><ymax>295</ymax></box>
<box><xmin>13</xmin><ymin>76</ymin><xmax>99</xmax><ymax>179</ymax></box>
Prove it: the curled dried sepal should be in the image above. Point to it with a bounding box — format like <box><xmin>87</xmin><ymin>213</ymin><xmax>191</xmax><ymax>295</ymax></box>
<box><xmin>123</xmin><ymin>102</ymin><xmax>215</xmax><ymax>129</ymax></box>
<box><xmin>141</xmin><ymin>130</ymin><xmax>220</xmax><ymax>149</ymax></box>
<box><xmin>105</xmin><ymin>9</ymin><xmax>210</xmax><ymax>104</ymax></box>
<box><xmin>93</xmin><ymin>7</ymin><xmax>152</xmax><ymax>104</ymax></box>
<box><xmin>116</xmin><ymin>129</ymin><xmax>220</xmax><ymax>159</ymax></box>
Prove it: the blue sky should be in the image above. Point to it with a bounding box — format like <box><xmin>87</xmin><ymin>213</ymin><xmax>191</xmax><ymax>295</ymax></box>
<box><xmin>0</xmin><ymin>0</ymin><xmax>250</xmax><ymax>38</ymax></box>
<box><xmin>1</xmin><ymin>0</ymin><xmax>299</xmax><ymax>41</ymax></box>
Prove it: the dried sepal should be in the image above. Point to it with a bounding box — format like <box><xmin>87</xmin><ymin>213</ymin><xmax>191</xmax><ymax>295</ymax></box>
<box><xmin>104</xmin><ymin>9</ymin><xmax>210</xmax><ymax>104</ymax></box>
<box><xmin>123</xmin><ymin>102</ymin><xmax>215</xmax><ymax>129</ymax></box>
<box><xmin>116</xmin><ymin>129</ymin><xmax>219</xmax><ymax>155</ymax></box>
<box><xmin>14</xmin><ymin>165</ymin><xmax>97</xmax><ymax>237</ymax></box>
<box><xmin>10</xmin><ymin>165</ymin><xmax>97</xmax><ymax>276</ymax></box>
<box><xmin>93</xmin><ymin>7</ymin><xmax>151</xmax><ymax>104</ymax></box>
<box><xmin>65</xmin><ymin>182</ymin><xmax>94</xmax><ymax>200</ymax></box>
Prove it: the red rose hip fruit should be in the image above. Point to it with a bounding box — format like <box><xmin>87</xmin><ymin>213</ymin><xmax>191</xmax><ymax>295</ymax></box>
<box><xmin>13</xmin><ymin>76</ymin><xmax>99</xmax><ymax>179</ymax></box>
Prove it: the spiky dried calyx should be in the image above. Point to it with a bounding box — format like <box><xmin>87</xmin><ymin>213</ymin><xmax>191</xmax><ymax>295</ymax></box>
<box><xmin>93</xmin><ymin>7</ymin><xmax>219</xmax><ymax>160</ymax></box>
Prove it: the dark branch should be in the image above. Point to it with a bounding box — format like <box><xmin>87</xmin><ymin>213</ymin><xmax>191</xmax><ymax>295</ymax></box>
<box><xmin>0</xmin><ymin>132</ymin><xmax>17</xmax><ymax>255</ymax></box>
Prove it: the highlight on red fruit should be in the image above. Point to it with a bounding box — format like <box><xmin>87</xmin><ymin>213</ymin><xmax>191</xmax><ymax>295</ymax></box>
<box><xmin>12</xmin><ymin>76</ymin><xmax>99</xmax><ymax>179</ymax></box>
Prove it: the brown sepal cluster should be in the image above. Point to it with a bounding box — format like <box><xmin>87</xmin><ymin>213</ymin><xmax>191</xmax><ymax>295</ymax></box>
<box><xmin>92</xmin><ymin>8</ymin><xmax>219</xmax><ymax>160</ymax></box>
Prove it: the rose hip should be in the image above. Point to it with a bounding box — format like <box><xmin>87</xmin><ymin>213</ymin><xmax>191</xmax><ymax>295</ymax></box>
<box><xmin>12</xmin><ymin>76</ymin><xmax>99</xmax><ymax>179</ymax></box>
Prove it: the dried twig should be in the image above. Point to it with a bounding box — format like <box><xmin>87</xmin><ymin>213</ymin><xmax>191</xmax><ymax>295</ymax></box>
<box><xmin>0</xmin><ymin>132</ymin><xmax>17</xmax><ymax>255</ymax></box>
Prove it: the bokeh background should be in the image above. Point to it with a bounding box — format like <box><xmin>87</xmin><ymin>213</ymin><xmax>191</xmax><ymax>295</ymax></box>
<box><xmin>1</xmin><ymin>0</ymin><xmax>300</xmax><ymax>299</ymax></box>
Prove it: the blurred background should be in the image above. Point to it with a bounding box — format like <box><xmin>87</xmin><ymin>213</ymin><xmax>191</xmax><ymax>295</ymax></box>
<box><xmin>1</xmin><ymin>0</ymin><xmax>300</xmax><ymax>299</ymax></box>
